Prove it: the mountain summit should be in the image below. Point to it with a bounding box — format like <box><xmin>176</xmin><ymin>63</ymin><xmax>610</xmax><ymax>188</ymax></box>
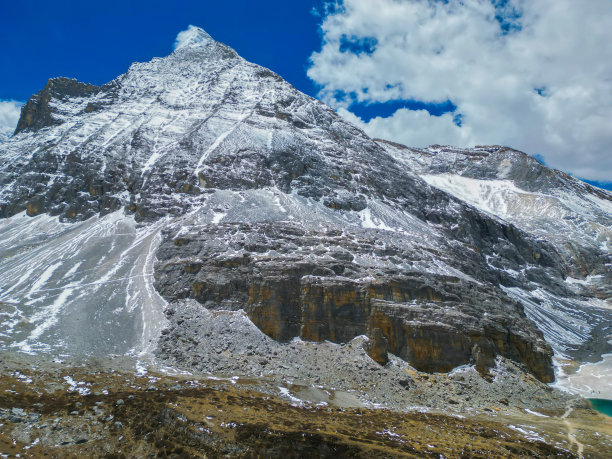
<box><xmin>173</xmin><ymin>25</ymin><xmax>215</xmax><ymax>50</ymax></box>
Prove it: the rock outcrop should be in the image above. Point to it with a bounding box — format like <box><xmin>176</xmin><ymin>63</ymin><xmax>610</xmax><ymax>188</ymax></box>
<box><xmin>154</xmin><ymin>221</ymin><xmax>554</xmax><ymax>382</ymax></box>
<box><xmin>15</xmin><ymin>77</ymin><xmax>100</xmax><ymax>134</ymax></box>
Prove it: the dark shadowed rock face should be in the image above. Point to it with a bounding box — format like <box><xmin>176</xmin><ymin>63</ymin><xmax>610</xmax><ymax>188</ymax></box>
<box><xmin>15</xmin><ymin>78</ymin><xmax>100</xmax><ymax>135</ymax></box>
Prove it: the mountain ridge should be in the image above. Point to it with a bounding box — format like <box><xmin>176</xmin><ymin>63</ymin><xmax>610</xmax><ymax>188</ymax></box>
<box><xmin>0</xmin><ymin>26</ymin><xmax>610</xmax><ymax>399</ymax></box>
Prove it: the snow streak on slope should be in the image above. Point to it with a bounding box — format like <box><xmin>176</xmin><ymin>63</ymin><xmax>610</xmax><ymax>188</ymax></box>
<box><xmin>422</xmin><ymin>175</ymin><xmax>537</xmax><ymax>220</ymax></box>
<box><xmin>501</xmin><ymin>286</ymin><xmax>598</xmax><ymax>357</ymax></box>
<box><xmin>0</xmin><ymin>211</ymin><xmax>167</xmax><ymax>355</ymax></box>
<box><xmin>421</xmin><ymin>173</ymin><xmax>612</xmax><ymax>251</ymax></box>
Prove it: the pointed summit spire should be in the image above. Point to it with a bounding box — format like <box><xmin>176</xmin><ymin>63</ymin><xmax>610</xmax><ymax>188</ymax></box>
<box><xmin>173</xmin><ymin>25</ymin><xmax>214</xmax><ymax>51</ymax></box>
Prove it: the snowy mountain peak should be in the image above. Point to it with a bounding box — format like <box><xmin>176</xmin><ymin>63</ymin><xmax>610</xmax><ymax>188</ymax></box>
<box><xmin>1</xmin><ymin>26</ymin><xmax>611</xmax><ymax>399</ymax></box>
<box><xmin>173</xmin><ymin>25</ymin><xmax>214</xmax><ymax>51</ymax></box>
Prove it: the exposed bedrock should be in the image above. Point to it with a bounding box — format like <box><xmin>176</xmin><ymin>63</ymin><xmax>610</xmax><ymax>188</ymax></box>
<box><xmin>154</xmin><ymin>222</ymin><xmax>554</xmax><ymax>383</ymax></box>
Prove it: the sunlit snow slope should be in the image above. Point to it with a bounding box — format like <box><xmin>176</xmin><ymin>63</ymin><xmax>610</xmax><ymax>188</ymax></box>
<box><xmin>0</xmin><ymin>212</ymin><xmax>167</xmax><ymax>355</ymax></box>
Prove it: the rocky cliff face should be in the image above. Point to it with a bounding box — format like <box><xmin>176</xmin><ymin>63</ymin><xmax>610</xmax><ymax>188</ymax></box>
<box><xmin>14</xmin><ymin>78</ymin><xmax>100</xmax><ymax>135</ymax></box>
<box><xmin>154</xmin><ymin>220</ymin><xmax>554</xmax><ymax>380</ymax></box>
<box><xmin>0</xmin><ymin>27</ymin><xmax>608</xmax><ymax>390</ymax></box>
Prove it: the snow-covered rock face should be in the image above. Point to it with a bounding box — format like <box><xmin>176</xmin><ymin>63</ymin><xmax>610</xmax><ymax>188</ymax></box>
<box><xmin>0</xmin><ymin>28</ymin><xmax>609</xmax><ymax>390</ymax></box>
<box><xmin>2</xmin><ymin>33</ymin><xmax>392</xmax><ymax>223</ymax></box>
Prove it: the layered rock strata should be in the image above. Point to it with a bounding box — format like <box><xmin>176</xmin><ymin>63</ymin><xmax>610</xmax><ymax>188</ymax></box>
<box><xmin>154</xmin><ymin>221</ymin><xmax>554</xmax><ymax>382</ymax></box>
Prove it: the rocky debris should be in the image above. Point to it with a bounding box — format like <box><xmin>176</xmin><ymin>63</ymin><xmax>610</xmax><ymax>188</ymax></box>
<box><xmin>4</xmin><ymin>407</ymin><xmax>40</xmax><ymax>423</ymax></box>
<box><xmin>154</xmin><ymin>300</ymin><xmax>566</xmax><ymax>414</ymax></box>
<box><xmin>1</xmin><ymin>359</ymin><xmax>598</xmax><ymax>458</ymax></box>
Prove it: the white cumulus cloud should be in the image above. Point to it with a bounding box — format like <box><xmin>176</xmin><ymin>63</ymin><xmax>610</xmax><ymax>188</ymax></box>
<box><xmin>0</xmin><ymin>100</ymin><xmax>22</xmax><ymax>141</ymax></box>
<box><xmin>173</xmin><ymin>25</ymin><xmax>213</xmax><ymax>50</ymax></box>
<box><xmin>309</xmin><ymin>0</ymin><xmax>612</xmax><ymax>182</ymax></box>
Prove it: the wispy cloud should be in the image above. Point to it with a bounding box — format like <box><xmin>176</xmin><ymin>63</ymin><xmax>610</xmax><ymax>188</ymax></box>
<box><xmin>173</xmin><ymin>25</ymin><xmax>212</xmax><ymax>51</ymax></box>
<box><xmin>0</xmin><ymin>100</ymin><xmax>22</xmax><ymax>141</ymax></box>
<box><xmin>309</xmin><ymin>0</ymin><xmax>612</xmax><ymax>182</ymax></box>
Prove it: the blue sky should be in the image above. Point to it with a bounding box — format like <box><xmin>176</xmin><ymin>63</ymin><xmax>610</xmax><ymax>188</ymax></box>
<box><xmin>1</xmin><ymin>0</ymin><xmax>610</xmax><ymax>189</ymax></box>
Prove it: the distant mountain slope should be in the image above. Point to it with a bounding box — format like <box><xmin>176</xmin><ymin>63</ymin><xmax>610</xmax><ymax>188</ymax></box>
<box><xmin>378</xmin><ymin>140</ymin><xmax>612</xmax><ymax>378</ymax></box>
